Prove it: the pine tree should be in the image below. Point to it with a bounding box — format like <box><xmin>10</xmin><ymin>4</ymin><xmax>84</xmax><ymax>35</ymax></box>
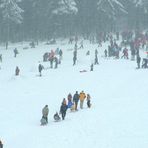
<box><xmin>0</xmin><ymin>0</ymin><xmax>23</xmax><ymax>49</ymax></box>
<box><xmin>97</xmin><ymin>0</ymin><xmax>127</xmax><ymax>19</ymax></box>
<box><xmin>52</xmin><ymin>0</ymin><xmax>78</xmax><ymax>15</ymax></box>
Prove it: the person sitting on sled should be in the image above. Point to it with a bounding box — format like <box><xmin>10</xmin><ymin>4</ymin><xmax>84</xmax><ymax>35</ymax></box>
<box><xmin>53</xmin><ymin>112</ymin><xmax>61</xmax><ymax>121</ymax></box>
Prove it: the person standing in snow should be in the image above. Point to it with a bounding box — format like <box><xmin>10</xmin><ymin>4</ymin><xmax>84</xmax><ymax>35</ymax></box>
<box><xmin>104</xmin><ymin>49</ymin><xmax>107</xmax><ymax>58</ymax></box>
<box><xmin>0</xmin><ymin>140</ymin><xmax>3</xmax><ymax>148</ymax></box>
<box><xmin>60</xmin><ymin>99</ymin><xmax>68</xmax><ymax>120</ymax></box>
<box><xmin>79</xmin><ymin>91</ymin><xmax>86</xmax><ymax>109</ymax></box>
<box><xmin>15</xmin><ymin>66</ymin><xmax>20</xmax><ymax>76</ymax></box>
<box><xmin>42</xmin><ymin>105</ymin><xmax>49</xmax><ymax>124</ymax></box>
<box><xmin>14</xmin><ymin>48</ymin><xmax>18</xmax><ymax>58</ymax></box>
<box><xmin>73</xmin><ymin>91</ymin><xmax>79</xmax><ymax>111</ymax></box>
<box><xmin>90</xmin><ymin>63</ymin><xmax>94</xmax><ymax>71</ymax></box>
<box><xmin>136</xmin><ymin>55</ymin><xmax>141</xmax><ymax>69</ymax></box>
<box><xmin>94</xmin><ymin>55</ymin><xmax>99</xmax><ymax>65</ymax></box>
<box><xmin>38</xmin><ymin>63</ymin><xmax>44</xmax><ymax>76</ymax></box>
<box><xmin>54</xmin><ymin>57</ymin><xmax>58</xmax><ymax>69</ymax></box>
<box><xmin>73</xmin><ymin>50</ymin><xmax>77</xmax><ymax>66</ymax></box>
<box><xmin>67</xmin><ymin>93</ymin><xmax>74</xmax><ymax>111</ymax></box>
<box><xmin>59</xmin><ymin>49</ymin><xmax>63</xmax><ymax>61</ymax></box>
<box><xmin>87</xmin><ymin>94</ymin><xmax>91</xmax><ymax>108</ymax></box>
<box><xmin>0</xmin><ymin>54</ymin><xmax>2</xmax><ymax>62</ymax></box>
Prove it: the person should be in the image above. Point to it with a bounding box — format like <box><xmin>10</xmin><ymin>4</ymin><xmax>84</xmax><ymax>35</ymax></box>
<box><xmin>54</xmin><ymin>57</ymin><xmax>58</xmax><ymax>69</ymax></box>
<box><xmin>14</xmin><ymin>48</ymin><xmax>18</xmax><ymax>57</ymax></box>
<box><xmin>73</xmin><ymin>91</ymin><xmax>79</xmax><ymax>111</ymax></box>
<box><xmin>90</xmin><ymin>63</ymin><xmax>93</xmax><ymax>71</ymax></box>
<box><xmin>73</xmin><ymin>50</ymin><xmax>77</xmax><ymax>66</ymax></box>
<box><xmin>41</xmin><ymin>105</ymin><xmax>49</xmax><ymax>124</ymax></box>
<box><xmin>94</xmin><ymin>55</ymin><xmax>99</xmax><ymax>65</ymax></box>
<box><xmin>0</xmin><ymin>140</ymin><xmax>3</xmax><ymax>148</ymax></box>
<box><xmin>136</xmin><ymin>55</ymin><xmax>141</xmax><ymax>69</ymax></box>
<box><xmin>104</xmin><ymin>49</ymin><xmax>107</xmax><ymax>57</ymax></box>
<box><xmin>67</xmin><ymin>93</ymin><xmax>74</xmax><ymax>111</ymax></box>
<box><xmin>86</xmin><ymin>50</ymin><xmax>90</xmax><ymax>56</ymax></box>
<box><xmin>95</xmin><ymin>49</ymin><xmax>98</xmax><ymax>56</ymax></box>
<box><xmin>87</xmin><ymin>94</ymin><xmax>91</xmax><ymax>108</ymax></box>
<box><xmin>53</xmin><ymin>112</ymin><xmax>61</xmax><ymax>121</ymax></box>
<box><xmin>142</xmin><ymin>58</ymin><xmax>148</xmax><ymax>68</ymax></box>
<box><xmin>0</xmin><ymin>54</ymin><xmax>2</xmax><ymax>62</ymax></box>
<box><xmin>15</xmin><ymin>66</ymin><xmax>20</xmax><ymax>76</ymax></box>
<box><xmin>79</xmin><ymin>40</ymin><xmax>84</xmax><ymax>49</ymax></box>
<box><xmin>60</xmin><ymin>99</ymin><xmax>68</xmax><ymax>120</ymax></box>
<box><xmin>79</xmin><ymin>91</ymin><xmax>86</xmax><ymax>109</ymax></box>
<box><xmin>30</xmin><ymin>41</ymin><xmax>35</xmax><ymax>48</ymax></box>
<box><xmin>59</xmin><ymin>49</ymin><xmax>63</xmax><ymax>60</ymax></box>
<box><xmin>38</xmin><ymin>63</ymin><xmax>44</xmax><ymax>76</ymax></box>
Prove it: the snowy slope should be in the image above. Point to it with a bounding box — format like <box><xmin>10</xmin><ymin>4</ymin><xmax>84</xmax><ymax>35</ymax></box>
<box><xmin>0</xmin><ymin>40</ymin><xmax>148</xmax><ymax>148</ymax></box>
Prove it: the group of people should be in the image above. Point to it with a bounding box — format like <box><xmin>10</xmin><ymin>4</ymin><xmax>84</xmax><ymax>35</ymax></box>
<box><xmin>40</xmin><ymin>91</ymin><xmax>92</xmax><ymax>126</ymax></box>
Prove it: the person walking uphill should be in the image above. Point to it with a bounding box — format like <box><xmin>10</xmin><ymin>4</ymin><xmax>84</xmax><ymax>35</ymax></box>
<box><xmin>87</xmin><ymin>94</ymin><xmax>91</xmax><ymax>108</ymax></box>
<box><xmin>42</xmin><ymin>105</ymin><xmax>49</xmax><ymax>124</ymax></box>
<box><xmin>73</xmin><ymin>91</ymin><xmax>79</xmax><ymax>111</ymax></box>
<box><xmin>60</xmin><ymin>99</ymin><xmax>68</xmax><ymax>120</ymax></box>
<box><xmin>79</xmin><ymin>91</ymin><xmax>86</xmax><ymax>109</ymax></box>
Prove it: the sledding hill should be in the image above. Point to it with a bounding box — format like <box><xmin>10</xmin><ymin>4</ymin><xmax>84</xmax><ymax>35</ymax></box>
<box><xmin>0</xmin><ymin>40</ymin><xmax>148</xmax><ymax>148</ymax></box>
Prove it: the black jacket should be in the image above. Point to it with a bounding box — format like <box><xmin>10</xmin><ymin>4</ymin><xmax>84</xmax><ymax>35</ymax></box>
<box><xmin>73</xmin><ymin>93</ymin><xmax>79</xmax><ymax>102</ymax></box>
<box><xmin>60</xmin><ymin>104</ymin><xmax>68</xmax><ymax>113</ymax></box>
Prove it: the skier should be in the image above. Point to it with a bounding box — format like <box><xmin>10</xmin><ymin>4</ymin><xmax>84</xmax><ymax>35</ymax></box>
<box><xmin>60</xmin><ymin>99</ymin><xmax>68</xmax><ymax>120</ymax></box>
<box><xmin>0</xmin><ymin>140</ymin><xmax>3</xmax><ymax>148</ymax></box>
<box><xmin>15</xmin><ymin>66</ymin><xmax>20</xmax><ymax>76</ymax></box>
<box><xmin>87</xmin><ymin>94</ymin><xmax>91</xmax><ymax>108</ymax></box>
<box><xmin>73</xmin><ymin>91</ymin><xmax>79</xmax><ymax>111</ymax></box>
<box><xmin>53</xmin><ymin>112</ymin><xmax>61</xmax><ymax>121</ymax></box>
<box><xmin>38</xmin><ymin>63</ymin><xmax>44</xmax><ymax>76</ymax></box>
<box><xmin>136</xmin><ymin>55</ymin><xmax>141</xmax><ymax>69</ymax></box>
<box><xmin>41</xmin><ymin>105</ymin><xmax>49</xmax><ymax>125</ymax></box>
<box><xmin>79</xmin><ymin>91</ymin><xmax>86</xmax><ymax>109</ymax></box>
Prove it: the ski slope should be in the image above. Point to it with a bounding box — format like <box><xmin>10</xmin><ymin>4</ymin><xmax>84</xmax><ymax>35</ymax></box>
<box><xmin>0</xmin><ymin>40</ymin><xmax>148</xmax><ymax>148</ymax></box>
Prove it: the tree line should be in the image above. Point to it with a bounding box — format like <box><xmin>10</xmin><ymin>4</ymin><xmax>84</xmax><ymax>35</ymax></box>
<box><xmin>0</xmin><ymin>0</ymin><xmax>148</xmax><ymax>46</ymax></box>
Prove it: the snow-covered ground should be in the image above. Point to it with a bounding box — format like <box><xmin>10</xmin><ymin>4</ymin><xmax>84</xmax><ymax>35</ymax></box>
<box><xmin>0</xmin><ymin>40</ymin><xmax>148</xmax><ymax>148</ymax></box>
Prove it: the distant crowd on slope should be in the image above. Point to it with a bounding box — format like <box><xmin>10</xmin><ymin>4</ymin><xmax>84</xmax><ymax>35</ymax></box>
<box><xmin>1</xmin><ymin>30</ymin><xmax>148</xmax><ymax>76</ymax></box>
<box><xmin>40</xmin><ymin>91</ymin><xmax>92</xmax><ymax>125</ymax></box>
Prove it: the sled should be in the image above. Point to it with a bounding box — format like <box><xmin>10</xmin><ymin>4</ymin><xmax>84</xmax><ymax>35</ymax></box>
<box><xmin>80</xmin><ymin>70</ymin><xmax>87</xmax><ymax>73</ymax></box>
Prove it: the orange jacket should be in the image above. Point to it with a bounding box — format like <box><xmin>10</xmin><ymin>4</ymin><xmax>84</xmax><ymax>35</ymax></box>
<box><xmin>79</xmin><ymin>92</ymin><xmax>86</xmax><ymax>101</ymax></box>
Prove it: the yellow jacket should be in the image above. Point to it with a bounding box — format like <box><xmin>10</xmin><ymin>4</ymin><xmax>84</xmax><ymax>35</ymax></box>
<box><xmin>79</xmin><ymin>92</ymin><xmax>86</xmax><ymax>101</ymax></box>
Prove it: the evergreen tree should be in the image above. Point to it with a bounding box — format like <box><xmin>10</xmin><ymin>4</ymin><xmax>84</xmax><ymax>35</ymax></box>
<box><xmin>0</xmin><ymin>0</ymin><xmax>23</xmax><ymax>49</ymax></box>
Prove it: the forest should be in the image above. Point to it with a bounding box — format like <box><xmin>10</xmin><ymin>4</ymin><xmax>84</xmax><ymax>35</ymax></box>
<box><xmin>0</xmin><ymin>0</ymin><xmax>148</xmax><ymax>44</ymax></box>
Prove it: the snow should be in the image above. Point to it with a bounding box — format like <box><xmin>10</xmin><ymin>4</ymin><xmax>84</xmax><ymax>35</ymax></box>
<box><xmin>0</xmin><ymin>39</ymin><xmax>148</xmax><ymax>148</ymax></box>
